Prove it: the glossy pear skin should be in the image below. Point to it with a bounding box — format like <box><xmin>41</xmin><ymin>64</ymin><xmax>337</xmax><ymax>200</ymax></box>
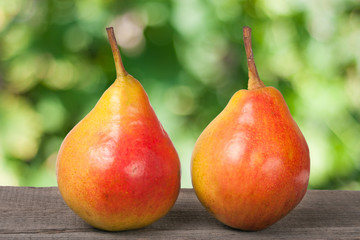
<box><xmin>191</xmin><ymin>86</ymin><xmax>310</xmax><ymax>231</ymax></box>
<box><xmin>56</xmin><ymin>75</ymin><xmax>180</xmax><ymax>231</ymax></box>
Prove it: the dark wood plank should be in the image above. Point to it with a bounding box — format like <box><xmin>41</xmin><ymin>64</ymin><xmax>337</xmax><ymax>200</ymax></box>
<box><xmin>0</xmin><ymin>187</ymin><xmax>359</xmax><ymax>239</ymax></box>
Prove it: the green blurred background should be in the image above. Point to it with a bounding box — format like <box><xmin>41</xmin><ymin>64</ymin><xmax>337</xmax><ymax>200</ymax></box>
<box><xmin>0</xmin><ymin>0</ymin><xmax>359</xmax><ymax>189</ymax></box>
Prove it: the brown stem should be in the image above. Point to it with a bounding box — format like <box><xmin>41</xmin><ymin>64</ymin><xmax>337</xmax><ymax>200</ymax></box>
<box><xmin>106</xmin><ymin>27</ymin><xmax>127</xmax><ymax>78</ymax></box>
<box><xmin>243</xmin><ymin>26</ymin><xmax>265</xmax><ymax>90</ymax></box>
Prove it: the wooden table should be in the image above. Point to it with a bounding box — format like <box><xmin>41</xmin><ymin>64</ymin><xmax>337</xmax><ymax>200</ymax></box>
<box><xmin>0</xmin><ymin>187</ymin><xmax>359</xmax><ymax>239</ymax></box>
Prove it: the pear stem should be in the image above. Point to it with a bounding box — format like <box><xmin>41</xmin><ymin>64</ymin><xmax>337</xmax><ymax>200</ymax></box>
<box><xmin>243</xmin><ymin>26</ymin><xmax>265</xmax><ymax>90</ymax></box>
<box><xmin>106</xmin><ymin>27</ymin><xmax>128</xmax><ymax>78</ymax></box>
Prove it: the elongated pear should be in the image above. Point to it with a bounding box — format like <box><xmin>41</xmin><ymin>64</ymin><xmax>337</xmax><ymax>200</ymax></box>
<box><xmin>191</xmin><ymin>26</ymin><xmax>310</xmax><ymax>231</ymax></box>
<box><xmin>56</xmin><ymin>27</ymin><xmax>180</xmax><ymax>231</ymax></box>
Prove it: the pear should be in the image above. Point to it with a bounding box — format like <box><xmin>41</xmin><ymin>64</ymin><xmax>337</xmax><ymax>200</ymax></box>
<box><xmin>56</xmin><ymin>27</ymin><xmax>180</xmax><ymax>231</ymax></box>
<box><xmin>191</xmin><ymin>26</ymin><xmax>310</xmax><ymax>231</ymax></box>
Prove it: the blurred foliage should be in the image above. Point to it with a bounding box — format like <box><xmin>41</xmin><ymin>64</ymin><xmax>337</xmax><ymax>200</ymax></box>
<box><xmin>0</xmin><ymin>0</ymin><xmax>359</xmax><ymax>189</ymax></box>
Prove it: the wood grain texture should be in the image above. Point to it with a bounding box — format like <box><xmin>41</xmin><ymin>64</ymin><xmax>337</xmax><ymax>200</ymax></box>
<box><xmin>0</xmin><ymin>187</ymin><xmax>359</xmax><ymax>239</ymax></box>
